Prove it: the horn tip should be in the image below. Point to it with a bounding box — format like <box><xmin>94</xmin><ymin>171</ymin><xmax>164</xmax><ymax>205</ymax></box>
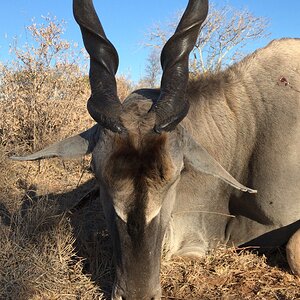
<box><xmin>243</xmin><ymin>187</ymin><xmax>258</xmax><ymax>194</ymax></box>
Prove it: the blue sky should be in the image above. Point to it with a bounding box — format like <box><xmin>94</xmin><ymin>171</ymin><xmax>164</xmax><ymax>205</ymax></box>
<box><xmin>1</xmin><ymin>0</ymin><xmax>300</xmax><ymax>82</ymax></box>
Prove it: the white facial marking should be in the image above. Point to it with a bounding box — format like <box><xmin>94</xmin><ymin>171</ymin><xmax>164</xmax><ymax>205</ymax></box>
<box><xmin>145</xmin><ymin>206</ymin><xmax>162</xmax><ymax>224</ymax></box>
<box><xmin>114</xmin><ymin>205</ymin><xmax>128</xmax><ymax>223</ymax></box>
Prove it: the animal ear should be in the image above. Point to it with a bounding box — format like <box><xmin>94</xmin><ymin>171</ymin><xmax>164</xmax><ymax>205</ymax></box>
<box><xmin>181</xmin><ymin>129</ymin><xmax>257</xmax><ymax>193</ymax></box>
<box><xmin>11</xmin><ymin>125</ymin><xmax>101</xmax><ymax>161</ymax></box>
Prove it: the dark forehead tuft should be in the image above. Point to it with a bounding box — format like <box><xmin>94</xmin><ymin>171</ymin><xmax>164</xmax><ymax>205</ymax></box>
<box><xmin>104</xmin><ymin>131</ymin><xmax>174</xmax><ymax>188</ymax></box>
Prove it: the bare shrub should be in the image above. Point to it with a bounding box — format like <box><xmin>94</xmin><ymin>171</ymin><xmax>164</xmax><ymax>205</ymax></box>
<box><xmin>137</xmin><ymin>49</ymin><xmax>161</xmax><ymax>88</ymax></box>
<box><xmin>0</xmin><ymin>16</ymin><xmax>93</xmax><ymax>154</ymax></box>
<box><xmin>142</xmin><ymin>2</ymin><xmax>269</xmax><ymax>79</ymax></box>
<box><xmin>116</xmin><ymin>74</ymin><xmax>134</xmax><ymax>101</ymax></box>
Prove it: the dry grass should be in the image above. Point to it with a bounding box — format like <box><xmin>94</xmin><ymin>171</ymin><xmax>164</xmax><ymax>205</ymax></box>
<box><xmin>0</xmin><ymin>199</ymin><xmax>101</xmax><ymax>300</ymax></box>
<box><xmin>0</xmin><ymin>17</ymin><xmax>299</xmax><ymax>300</ymax></box>
<box><xmin>161</xmin><ymin>250</ymin><xmax>299</xmax><ymax>300</ymax></box>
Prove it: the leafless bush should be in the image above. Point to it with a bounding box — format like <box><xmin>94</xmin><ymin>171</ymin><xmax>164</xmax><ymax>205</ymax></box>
<box><xmin>142</xmin><ymin>2</ymin><xmax>269</xmax><ymax>79</ymax></box>
<box><xmin>137</xmin><ymin>49</ymin><xmax>161</xmax><ymax>88</ymax></box>
<box><xmin>116</xmin><ymin>74</ymin><xmax>134</xmax><ymax>101</ymax></box>
<box><xmin>0</xmin><ymin>16</ymin><xmax>93</xmax><ymax>154</ymax></box>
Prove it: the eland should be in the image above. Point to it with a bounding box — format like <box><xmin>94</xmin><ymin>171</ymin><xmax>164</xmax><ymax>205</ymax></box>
<box><xmin>12</xmin><ymin>0</ymin><xmax>300</xmax><ymax>299</ymax></box>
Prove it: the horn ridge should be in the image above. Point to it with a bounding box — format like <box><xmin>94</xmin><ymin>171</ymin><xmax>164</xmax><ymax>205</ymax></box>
<box><xmin>73</xmin><ymin>0</ymin><xmax>124</xmax><ymax>133</ymax></box>
<box><xmin>152</xmin><ymin>0</ymin><xmax>209</xmax><ymax>133</ymax></box>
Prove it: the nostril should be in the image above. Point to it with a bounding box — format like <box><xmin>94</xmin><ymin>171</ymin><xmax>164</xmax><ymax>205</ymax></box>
<box><xmin>121</xmin><ymin>297</ymin><xmax>126</xmax><ymax>300</ymax></box>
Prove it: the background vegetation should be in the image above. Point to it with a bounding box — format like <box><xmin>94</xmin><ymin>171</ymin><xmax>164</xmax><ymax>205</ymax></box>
<box><xmin>0</xmin><ymin>6</ymin><xmax>299</xmax><ymax>300</ymax></box>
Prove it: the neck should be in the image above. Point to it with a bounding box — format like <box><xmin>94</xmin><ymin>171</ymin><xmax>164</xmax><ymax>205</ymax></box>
<box><xmin>183</xmin><ymin>69</ymin><xmax>258</xmax><ymax>182</ymax></box>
